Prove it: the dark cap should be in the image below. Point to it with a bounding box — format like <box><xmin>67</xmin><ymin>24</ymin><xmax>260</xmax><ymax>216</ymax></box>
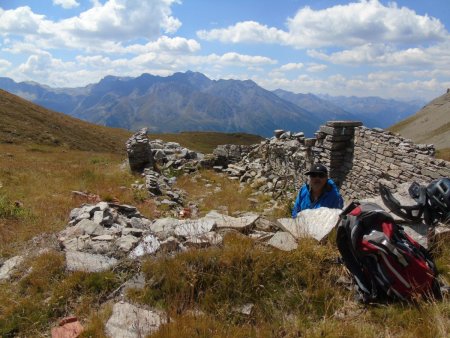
<box><xmin>305</xmin><ymin>163</ymin><xmax>328</xmax><ymax>176</ymax></box>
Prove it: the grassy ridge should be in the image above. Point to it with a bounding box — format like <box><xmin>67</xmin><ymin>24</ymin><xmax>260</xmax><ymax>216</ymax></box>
<box><xmin>0</xmin><ymin>89</ymin><xmax>132</xmax><ymax>153</ymax></box>
<box><xmin>148</xmin><ymin>131</ymin><xmax>264</xmax><ymax>153</ymax></box>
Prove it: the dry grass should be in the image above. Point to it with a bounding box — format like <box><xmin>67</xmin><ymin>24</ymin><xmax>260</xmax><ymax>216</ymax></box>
<box><xmin>0</xmin><ymin>143</ymin><xmax>156</xmax><ymax>256</ymax></box>
<box><xmin>123</xmin><ymin>234</ymin><xmax>450</xmax><ymax>338</ymax></box>
<box><xmin>0</xmin><ymin>89</ymin><xmax>131</xmax><ymax>153</ymax></box>
<box><xmin>436</xmin><ymin>147</ymin><xmax>450</xmax><ymax>161</ymax></box>
<box><xmin>174</xmin><ymin>170</ymin><xmax>290</xmax><ymax>217</ymax></box>
<box><xmin>148</xmin><ymin>131</ymin><xmax>263</xmax><ymax>154</ymax></box>
<box><xmin>0</xmin><ymin>141</ymin><xmax>449</xmax><ymax>337</ymax></box>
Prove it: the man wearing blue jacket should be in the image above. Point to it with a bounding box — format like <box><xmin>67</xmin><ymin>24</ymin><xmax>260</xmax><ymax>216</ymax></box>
<box><xmin>291</xmin><ymin>163</ymin><xmax>343</xmax><ymax>218</ymax></box>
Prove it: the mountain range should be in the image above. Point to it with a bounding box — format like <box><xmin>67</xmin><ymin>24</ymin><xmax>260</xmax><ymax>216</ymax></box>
<box><xmin>0</xmin><ymin>71</ymin><xmax>424</xmax><ymax>137</ymax></box>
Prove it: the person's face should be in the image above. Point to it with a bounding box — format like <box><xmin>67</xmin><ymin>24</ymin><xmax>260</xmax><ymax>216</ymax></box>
<box><xmin>309</xmin><ymin>172</ymin><xmax>327</xmax><ymax>191</ymax></box>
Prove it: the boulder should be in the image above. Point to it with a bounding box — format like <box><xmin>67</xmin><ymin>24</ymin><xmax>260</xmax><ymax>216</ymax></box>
<box><xmin>267</xmin><ymin>232</ymin><xmax>297</xmax><ymax>251</ymax></box>
<box><xmin>184</xmin><ymin>232</ymin><xmax>223</xmax><ymax>248</ymax></box>
<box><xmin>174</xmin><ymin>218</ymin><xmax>216</xmax><ymax>238</ymax></box>
<box><xmin>204</xmin><ymin>211</ymin><xmax>258</xmax><ymax>232</ymax></box>
<box><xmin>65</xmin><ymin>251</ymin><xmax>118</xmax><ymax>272</ymax></box>
<box><xmin>278</xmin><ymin>208</ymin><xmax>341</xmax><ymax>241</ymax></box>
<box><xmin>105</xmin><ymin>302</ymin><xmax>167</xmax><ymax>338</ymax></box>
<box><xmin>151</xmin><ymin>218</ymin><xmax>180</xmax><ymax>239</ymax></box>
<box><xmin>129</xmin><ymin>235</ymin><xmax>160</xmax><ymax>258</ymax></box>
<box><xmin>0</xmin><ymin>255</ymin><xmax>24</xmax><ymax>280</ymax></box>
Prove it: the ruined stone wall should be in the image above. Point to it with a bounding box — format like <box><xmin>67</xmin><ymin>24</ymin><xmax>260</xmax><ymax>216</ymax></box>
<box><xmin>219</xmin><ymin>121</ymin><xmax>450</xmax><ymax>203</ymax></box>
<box><xmin>340</xmin><ymin>126</ymin><xmax>450</xmax><ymax>200</ymax></box>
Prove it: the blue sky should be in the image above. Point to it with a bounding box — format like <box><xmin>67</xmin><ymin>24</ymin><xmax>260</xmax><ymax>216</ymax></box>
<box><xmin>0</xmin><ymin>0</ymin><xmax>449</xmax><ymax>100</ymax></box>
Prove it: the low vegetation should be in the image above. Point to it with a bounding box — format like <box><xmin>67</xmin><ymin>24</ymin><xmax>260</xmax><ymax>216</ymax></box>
<box><xmin>0</xmin><ymin>130</ymin><xmax>449</xmax><ymax>336</ymax></box>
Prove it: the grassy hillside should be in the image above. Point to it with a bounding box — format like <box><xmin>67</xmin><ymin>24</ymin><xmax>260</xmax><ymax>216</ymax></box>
<box><xmin>0</xmin><ymin>89</ymin><xmax>132</xmax><ymax>153</ymax></box>
<box><xmin>389</xmin><ymin>91</ymin><xmax>450</xmax><ymax>152</ymax></box>
<box><xmin>148</xmin><ymin>131</ymin><xmax>264</xmax><ymax>153</ymax></box>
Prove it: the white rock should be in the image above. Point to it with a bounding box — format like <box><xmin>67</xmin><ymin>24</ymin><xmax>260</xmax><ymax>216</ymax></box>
<box><xmin>105</xmin><ymin>302</ymin><xmax>167</xmax><ymax>338</ymax></box>
<box><xmin>204</xmin><ymin>211</ymin><xmax>258</xmax><ymax>231</ymax></box>
<box><xmin>267</xmin><ymin>232</ymin><xmax>298</xmax><ymax>251</ymax></box>
<box><xmin>129</xmin><ymin>235</ymin><xmax>160</xmax><ymax>258</ymax></box>
<box><xmin>184</xmin><ymin>232</ymin><xmax>223</xmax><ymax>248</ymax></box>
<box><xmin>97</xmin><ymin>201</ymin><xmax>109</xmax><ymax>211</ymax></box>
<box><xmin>77</xmin><ymin>219</ymin><xmax>103</xmax><ymax>236</ymax></box>
<box><xmin>278</xmin><ymin>208</ymin><xmax>341</xmax><ymax>241</ymax></box>
<box><xmin>151</xmin><ymin>218</ymin><xmax>180</xmax><ymax>239</ymax></box>
<box><xmin>402</xmin><ymin>223</ymin><xmax>428</xmax><ymax>248</ymax></box>
<box><xmin>61</xmin><ymin>237</ymin><xmax>90</xmax><ymax>251</ymax></box>
<box><xmin>66</xmin><ymin>251</ymin><xmax>118</xmax><ymax>272</ymax></box>
<box><xmin>174</xmin><ymin>218</ymin><xmax>216</xmax><ymax>238</ymax></box>
<box><xmin>248</xmin><ymin>231</ymin><xmax>274</xmax><ymax>241</ymax></box>
<box><xmin>116</xmin><ymin>235</ymin><xmax>140</xmax><ymax>252</ymax></box>
<box><xmin>0</xmin><ymin>255</ymin><xmax>24</xmax><ymax>280</ymax></box>
<box><xmin>92</xmin><ymin>235</ymin><xmax>115</xmax><ymax>241</ymax></box>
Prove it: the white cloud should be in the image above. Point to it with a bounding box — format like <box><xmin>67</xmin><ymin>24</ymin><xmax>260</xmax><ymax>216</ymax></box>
<box><xmin>59</xmin><ymin>0</ymin><xmax>181</xmax><ymax>41</ymax></box>
<box><xmin>7</xmin><ymin>49</ymin><xmax>276</xmax><ymax>88</ymax></box>
<box><xmin>0</xmin><ymin>1</ymin><xmax>182</xmax><ymax>51</ymax></box>
<box><xmin>306</xmin><ymin>63</ymin><xmax>327</xmax><ymax>72</ymax></box>
<box><xmin>122</xmin><ymin>36</ymin><xmax>201</xmax><ymax>54</ymax></box>
<box><xmin>0</xmin><ymin>6</ymin><xmax>45</xmax><ymax>35</ymax></box>
<box><xmin>197</xmin><ymin>21</ymin><xmax>287</xmax><ymax>43</ymax></box>
<box><xmin>285</xmin><ymin>0</ymin><xmax>447</xmax><ymax>48</ymax></box>
<box><xmin>197</xmin><ymin>1</ymin><xmax>448</xmax><ymax>49</ymax></box>
<box><xmin>254</xmin><ymin>71</ymin><xmax>448</xmax><ymax>101</ymax></box>
<box><xmin>53</xmin><ymin>0</ymin><xmax>80</xmax><ymax>9</ymax></box>
<box><xmin>278</xmin><ymin>63</ymin><xmax>303</xmax><ymax>72</ymax></box>
<box><xmin>215</xmin><ymin>52</ymin><xmax>276</xmax><ymax>65</ymax></box>
<box><xmin>308</xmin><ymin>40</ymin><xmax>450</xmax><ymax>69</ymax></box>
<box><xmin>0</xmin><ymin>59</ymin><xmax>11</xmax><ymax>71</ymax></box>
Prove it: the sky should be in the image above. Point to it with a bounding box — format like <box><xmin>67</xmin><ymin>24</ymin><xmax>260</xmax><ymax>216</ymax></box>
<box><xmin>0</xmin><ymin>0</ymin><xmax>449</xmax><ymax>101</ymax></box>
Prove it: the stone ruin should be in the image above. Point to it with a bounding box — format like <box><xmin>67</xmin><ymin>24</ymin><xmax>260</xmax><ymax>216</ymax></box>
<box><xmin>202</xmin><ymin>121</ymin><xmax>449</xmax><ymax>202</ymax></box>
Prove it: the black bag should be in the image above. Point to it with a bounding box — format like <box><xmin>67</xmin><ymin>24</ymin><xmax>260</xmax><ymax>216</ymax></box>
<box><xmin>336</xmin><ymin>201</ymin><xmax>441</xmax><ymax>302</ymax></box>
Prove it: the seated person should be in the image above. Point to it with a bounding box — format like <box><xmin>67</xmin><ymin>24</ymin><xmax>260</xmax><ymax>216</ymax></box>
<box><xmin>292</xmin><ymin>163</ymin><xmax>343</xmax><ymax>218</ymax></box>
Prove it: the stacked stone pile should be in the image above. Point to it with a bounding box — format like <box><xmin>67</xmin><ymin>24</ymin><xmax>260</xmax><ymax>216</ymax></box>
<box><xmin>149</xmin><ymin>139</ymin><xmax>201</xmax><ymax>171</ymax></box>
<box><xmin>313</xmin><ymin>121</ymin><xmax>362</xmax><ymax>186</ymax></box>
<box><xmin>49</xmin><ymin>200</ymin><xmax>352</xmax><ymax>275</ymax></box>
<box><xmin>211</xmin><ymin>129</ymin><xmax>313</xmax><ymax>200</ymax></box>
<box><xmin>126</xmin><ymin>129</ymin><xmax>205</xmax><ymax>176</ymax></box>
<box><xmin>126</xmin><ymin>128</ymin><xmax>154</xmax><ymax>172</ymax></box>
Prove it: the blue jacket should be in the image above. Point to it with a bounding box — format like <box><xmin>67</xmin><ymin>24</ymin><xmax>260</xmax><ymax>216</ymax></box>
<box><xmin>291</xmin><ymin>179</ymin><xmax>343</xmax><ymax>218</ymax></box>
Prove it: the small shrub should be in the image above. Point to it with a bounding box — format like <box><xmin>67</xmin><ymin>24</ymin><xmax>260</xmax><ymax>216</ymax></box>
<box><xmin>132</xmin><ymin>188</ymin><xmax>148</xmax><ymax>203</ymax></box>
<box><xmin>0</xmin><ymin>194</ymin><xmax>31</xmax><ymax>220</ymax></box>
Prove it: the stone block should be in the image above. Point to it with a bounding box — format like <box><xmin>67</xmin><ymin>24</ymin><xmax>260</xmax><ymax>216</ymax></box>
<box><xmin>326</xmin><ymin>121</ymin><xmax>363</xmax><ymax>128</ymax></box>
<box><xmin>105</xmin><ymin>302</ymin><xmax>167</xmax><ymax>338</ymax></box>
